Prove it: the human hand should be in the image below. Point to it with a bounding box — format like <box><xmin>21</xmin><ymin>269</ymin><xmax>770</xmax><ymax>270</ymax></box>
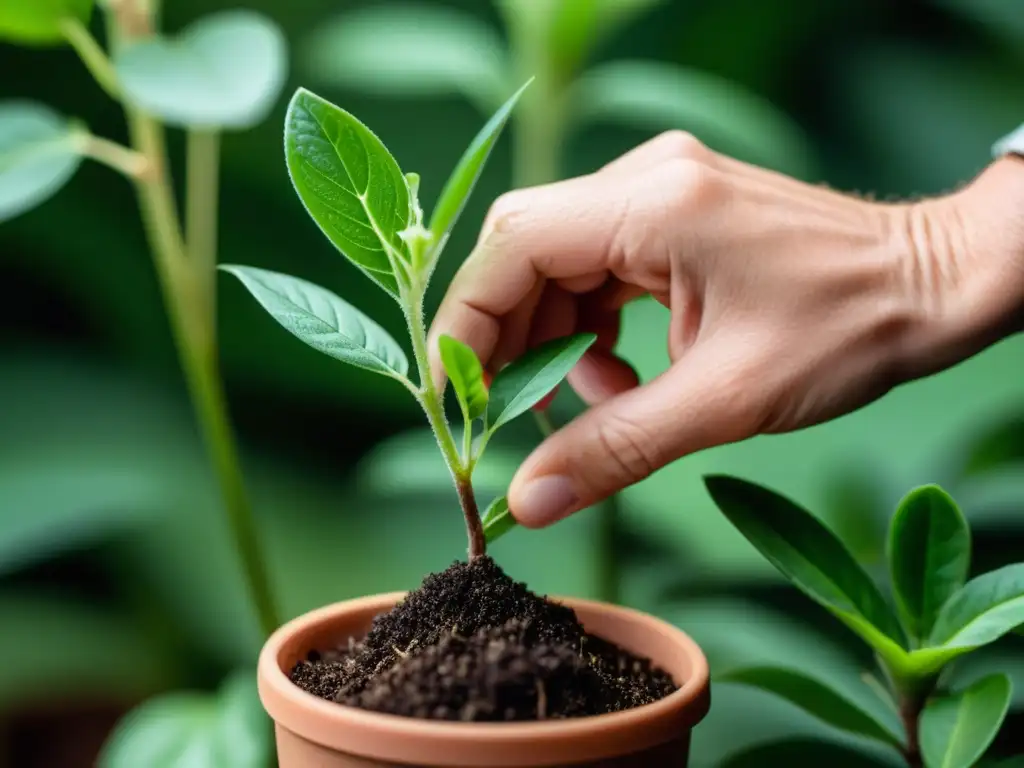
<box><xmin>429</xmin><ymin>132</ymin><xmax>1024</xmax><ymax>528</ymax></box>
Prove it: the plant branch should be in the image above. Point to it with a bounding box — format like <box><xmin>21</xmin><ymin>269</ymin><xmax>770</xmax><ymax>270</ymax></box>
<box><xmin>900</xmin><ymin>694</ymin><xmax>925</xmax><ymax>767</ymax></box>
<box><xmin>186</xmin><ymin>129</ymin><xmax>221</xmax><ymax>318</ymax></box>
<box><xmin>456</xmin><ymin>474</ymin><xmax>486</xmax><ymax>561</ymax></box>
<box><xmin>76</xmin><ymin>132</ymin><xmax>149</xmax><ymax>178</ymax></box>
<box><xmin>61</xmin><ymin>17</ymin><xmax>121</xmax><ymax>99</ymax></box>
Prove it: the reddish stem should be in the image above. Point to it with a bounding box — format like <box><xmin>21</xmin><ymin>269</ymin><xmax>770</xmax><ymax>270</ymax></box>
<box><xmin>456</xmin><ymin>476</ymin><xmax>486</xmax><ymax>560</ymax></box>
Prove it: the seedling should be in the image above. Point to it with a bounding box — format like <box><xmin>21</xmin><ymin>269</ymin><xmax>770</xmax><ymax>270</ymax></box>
<box><xmin>706</xmin><ymin>476</ymin><xmax>1024</xmax><ymax>768</ymax></box>
<box><xmin>223</xmin><ymin>82</ymin><xmax>594</xmax><ymax>560</ymax></box>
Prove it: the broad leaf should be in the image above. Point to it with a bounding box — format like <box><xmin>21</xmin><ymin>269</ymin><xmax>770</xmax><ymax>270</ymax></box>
<box><xmin>439</xmin><ymin>335</ymin><xmax>488</xmax><ymax>421</ymax></box>
<box><xmin>928</xmin><ymin>564</ymin><xmax>1024</xmax><ymax>652</ymax></box>
<box><xmin>482</xmin><ymin>495</ymin><xmax>515</xmax><ymax>544</ymax></box>
<box><xmin>428</xmin><ymin>80</ymin><xmax>530</xmax><ymax>258</ymax></box>
<box><xmin>722</xmin><ymin>739</ymin><xmax>898</xmax><ymax>768</ymax></box>
<box><xmin>921</xmin><ymin>674</ymin><xmax>1012</xmax><ymax>768</ymax></box>
<box><xmin>0</xmin><ymin>0</ymin><xmax>91</xmax><ymax>46</ymax></box>
<box><xmin>114</xmin><ymin>10</ymin><xmax>287</xmax><ymax>129</ymax></box>
<box><xmin>888</xmin><ymin>485</ymin><xmax>971</xmax><ymax>641</ymax></box>
<box><xmin>704</xmin><ymin>476</ymin><xmax>909</xmax><ymax>665</ymax></box>
<box><xmin>303</xmin><ymin>4</ymin><xmax>510</xmax><ymax>113</ymax></box>
<box><xmin>570</xmin><ymin>61</ymin><xmax>816</xmax><ymax>178</ymax></box>
<box><xmin>98</xmin><ymin>671</ymin><xmax>270</xmax><ymax>768</ymax></box>
<box><xmin>487</xmin><ymin>334</ymin><xmax>597</xmax><ymax>431</ymax></box>
<box><xmin>0</xmin><ymin>101</ymin><xmax>83</xmax><ymax>222</ymax></box>
<box><xmin>285</xmin><ymin>88</ymin><xmax>411</xmax><ymax>299</ymax></box>
<box><xmin>221</xmin><ymin>266</ymin><xmax>409</xmax><ymax>379</ymax></box>
<box><xmin>721</xmin><ymin>666</ymin><xmax>902</xmax><ymax>747</ymax></box>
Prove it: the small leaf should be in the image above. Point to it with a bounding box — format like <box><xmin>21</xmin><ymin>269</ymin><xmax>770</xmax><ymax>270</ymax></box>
<box><xmin>0</xmin><ymin>101</ymin><xmax>83</xmax><ymax>223</ymax></box>
<box><xmin>487</xmin><ymin>334</ymin><xmax>597</xmax><ymax>431</ymax></box>
<box><xmin>921</xmin><ymin>674</ymin><xmax>1012</xmax><ymax>768</ymax></box>
<box><xmin>889</xmin><ymin>485</ymin><xmax>971</xmax><ymax>641</ymax></box>
<box><xmin>285</xmin><ymin>88</ymin><xmax>411</xmax><ymax>299</ymax></box>
<box><xmin>303</xmin><ymin>3</ymin><xmax>510</xmax><ymax>113</ymax></box>
<box><xmin>721</xmin><ymin>666</ymin><xmax>903</xmax><ymax>747</ymax></box>
<box><xmin>439</xmin><ymin>335</ymin><xmax>488</xmax><ymax>421</ymax></box>
<box><xmin>722</xmin><ymin>738</ymin><xmax>899</xmax><ymax>768</ymax></box>
<box><xmin>114</xmin><ymin>10</ymin><xmax>287</xmax><ymax>129</ymax></box>
<box><xmin>482</xmin><ymin>495</ymin><xmax>515</xmax><ymax>544</ymax></box>
<box><xmin>704</xmin><ymin>476</ymin><xmax>909</xmax><ymax>666</ymax></box>
<box><xmin>0</xmin><ymin>0</ymin><xmax>91</xmax><ymax>46</ymax></box>
<box><xmin>928</xmin><ymin>563</ymin><xmax>1024</xmax><ymax>652</ymax></box>
<box><xmin>98</xmin><ymin>671</ymin><xmax>270</xmax><ymax>768</ymax></box>
<box><xmin>221</xmin><ymin>266</ymin><xmax>409</xmax><ymax>379</ymax></box>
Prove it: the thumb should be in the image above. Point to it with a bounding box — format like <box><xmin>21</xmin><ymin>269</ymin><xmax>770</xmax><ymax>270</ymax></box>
<box><xmin>507</xmin><ymin>351</ymin><xmax>759</xmax><ymax>527</ymax></box>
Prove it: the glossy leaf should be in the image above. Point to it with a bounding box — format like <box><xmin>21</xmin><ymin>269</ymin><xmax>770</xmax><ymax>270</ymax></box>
<box><xmin>928</xmin><ymin>564</ymin><xmax>1024</xmax><ymax>651</ymax></box>
<box><xmin>98</xmin><ymin>671</ymin><xmax>270</xmax><ymax>768</ymax></box>
<box><xmin>221</xmin><ymin>266</ymin><xmax>409</xmax><ymax>379</ymax></box>
<box><xmin>487</xmin><ymin>334</ymin><xmax>597</xmax><ymax>431</ymax></box>
<box><xmin>704</xmin><ymin>476</ymin><xmax>909</xmax><ymax>664</ymax></box>
<box><xmin>921</xmin><ymin>674</ymin><xmax>1011</xmax><ymax>768</ymax></box>
<box><xmin>721</xmin><ymin>666</ymin><xmax>903</xmax><ymax>747</ymax></box>
<box><xmin>0</xmin><ymin>0</ymin><xmax>91</xmax><ymax>46</ymax></box>
<box><xmin>439</xmin><ymin>335</ymin><xmax>488</xmax><ymax>421</ymax></box>
<box><xmin>304</xmin><ymin>4</ymin><xmax>510</xmax><ymax>113</ymax></box>
<box><xmin>722</xmin><ymin>738</ymin><xmax>898</xmax><ymax>768</ymax></box>
<box><xmin>285</xmin><ymin>88</ymin><xmax>411</xmax><ymax>299</ymax></box>
<box><xmin>888</xmin><ymin>485</ymin><xmax>971</xmax><ymax>641</ymax></box>
<box><xmin>570</xmin><ymin>61</ymin><xmax>815</xmax><ymax>178</ymax></box>
<box><xmin>482</xmin><ymin>495</ymin><xmax>515</xmax><ymax>544</ymax></box>
<box><xmin>114</xmin><ymin>10</ymin><xmax>286</xmax><ymax>129</ymax></box>
<box><xmin>428</xmin><ymin>80</ymin><xmax>530</xmax><ymax>257</ymax></box>
<box><xmin>0</xmin><ymin>101</ymin><xmax>83</xmax><ymax>223</ymax></box>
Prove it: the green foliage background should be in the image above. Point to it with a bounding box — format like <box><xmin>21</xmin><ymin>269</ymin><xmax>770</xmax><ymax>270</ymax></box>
<box><xmin>1</xmin><ymin>0</ymin><xmax>1022</xmax><ymax>765</ymax></box>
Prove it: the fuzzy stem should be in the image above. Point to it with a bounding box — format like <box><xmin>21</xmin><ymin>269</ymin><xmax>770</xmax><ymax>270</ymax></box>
<box><xmin>456</xmin><ymin>475</ymin><xmax>486</xmax><ymax>561</ymax></box>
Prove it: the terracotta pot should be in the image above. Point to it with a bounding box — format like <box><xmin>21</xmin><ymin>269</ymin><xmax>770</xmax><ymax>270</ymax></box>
<box><xmin>258</xmin><ymin>593</ymin><xmax>710</xmax><ymax>767</ymax></box>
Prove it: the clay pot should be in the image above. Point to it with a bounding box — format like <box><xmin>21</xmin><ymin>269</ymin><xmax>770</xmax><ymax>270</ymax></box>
<box><xmin>258</xmin><ymin>593</ymin><xmax>710</xmax><ymax>767</ymax></box>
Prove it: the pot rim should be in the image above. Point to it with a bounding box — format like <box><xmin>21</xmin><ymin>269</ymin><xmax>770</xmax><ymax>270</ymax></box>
<box><xmin>258</xmin><ymin>592</ymin><xmax>710</xmax><ymax>765</ymax></box>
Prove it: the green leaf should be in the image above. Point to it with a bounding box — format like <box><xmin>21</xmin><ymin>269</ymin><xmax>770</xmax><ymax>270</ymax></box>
<box><xmin>482</xmin><ymin>495</ymin><xmax>516</xmax><ymax>544</ymax></box>
<box><xmin>704</xmin><ymin>476</ymin><xmax>909</xmax><ymax>666</ymax></box>
<box><xmin>547</xmin><ymin>0</ymin><xmax>665</xmax><ymax>74</ymax></box>
<box><xmin>0</xmin><ymin>101</ymin><xmax>83</xmax><ymax>223</ymax></box>
<box><xmin>927</xmin><ymin>563</ymin><xmax>1024</xmax><ymax>652</ymax></box>
<box><xmin>302</xmin><ymin>3</ymin><xmax>510</xmax><ymax>114</ymax></box>
<box><xmin>722</xmin><ymin>739</ymin><xmax>899</xmax><ymax>768</ymax></box>
<box><xmin>284</xmin><ymin>87</ymin><xmax>411</xmax><ymax>299</ymax></box>
<box><xmin>570</xmin><ymin>60</ymin><xmax>816</xmax><ymax>178</ymax></box>
<box><xmin>0</xmin><ymin>0</ymin><xmax>91</xmax><ymax>46</ymax></box>
<box><xmin>487</xmin><ymin>334</ymin><xmax>597</xmax><ymax>431</ymax></box>
<box><xmin>221</xmin><ymin>266</ymin><xmax>409</xmax><ymax>380</ymax></box>
<box><xmin>113</xmin><ymin>10</ymin><xmax>287</xmax><ymax>129</ymax></box>
<box><xmin>428</xmin><ymin>80</ymin><xmax>530</xmax><ymax>259</ymax></box>
<box><xmin>438</xmin><ymin>335</ymin><xmax>488</xmax><ymax>421</ymax></box>
<box><xmin>888</xmin><ymin>485</ymin><xmax>971</xmax><ymax>641</ymax></box>
<box><xmin>720</xmin><ymin>666</ymin><xmax>903</xmax><ymax>747</ymax></box>
<box><xmin>957</xmin><ymin>414</ymin><xmax>1024</xmax><ymax>481</ymax></box>
<box><xmin>98</xmin><ymin>671</ymin><xmax>270</xmax><ymax>768</ymax></box>
<box><xmin>921</xmin><ymin>674</ymin><xmax>1012</xmax><ymax>768</ymax></box>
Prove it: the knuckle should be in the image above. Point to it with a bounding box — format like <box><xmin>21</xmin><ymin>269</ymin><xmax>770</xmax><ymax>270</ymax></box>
<box><xmin>662</xmin><ymin>157</ymin><xmax>718</xmax><ymax>213</ymax></box>
<box><xmin>593</xmin><ymin>412</ymin><xmax>662</xmax><ymax>487</ymax></box>
<box><xmin>656</xmin><ymin>130</ymin><xmax>707</xmax><ymax>161</ymax></box>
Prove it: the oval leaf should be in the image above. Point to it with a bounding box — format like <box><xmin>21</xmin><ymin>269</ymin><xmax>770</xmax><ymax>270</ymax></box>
<box><xmin>439</xmin><ymin>335</ymin><xmax>488</xmax><ymax>420</ymax></box>
<box><xmin>98</xmin><ymin>671</ymin><xmax>270</xmax><ymax>768</ymax></box>
<box><xmin>482</xmin><ymin>495</ymin><xmax>516</xmax><ymax>544</ymax></box>
<box><xmin>114</xmin><ymin>10</ymin><xmax>286</xmax><ymax>129</ymax></box>
<box><xmin>722</xmin><ymin>738</ymin><xmax>898</xmax><ymax>768</ymax></box>
<box><xmin>889</xmin><ymin>485</ymin><xmax>971</xmax><ymax>641</ymax></box>
<box><xmin>721</xmin><ymin>666</ymin><xmax>903</xmax><ymax>747</ymax></box>
<box><xmin>221</xmin><ymin>265</ymin><xmax>409</xmax><ymax>379</ymax></box>
<box><xmin>704</xmin><ymin>476</ymin><xmax>909</xmax><ymax>662</ymax></box>
<box><xmin>303</xmin><ymin>3</ymin><xmax>510</xmax><ymax>113</ymax></box>
<box><xmin>921</xmin><ymin>674</ymin><xmax>1012</xmax><ymax>768</ymax></box>
<box><xmin>929</xmin><ymin>564</ymin><xmax>1024</xmax><ymax>651</ymax></box>
<box><xmin>0</xmin><ymin>0</ymin><xmax>91</xmax><ymax>46</ymax></box>
<box><xmin>285</xmin><ymin>88</ymin><xmax>411</xmax><ymax>299</ymax></box>
<box><xmin>487</xmin><ymin>334</ymin><xmax>597</xmax><ymax>431</ymax></box>
<box><xmin>0</xmin><ymin>101</ymin><xmax>83</xmax><ymax>223</ymax></box>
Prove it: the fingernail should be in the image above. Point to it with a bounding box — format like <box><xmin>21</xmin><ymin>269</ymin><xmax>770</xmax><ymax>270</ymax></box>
<box><xmin>513</xmin><ymin>475</ymin><xmax>578</xmax><ymax>527</ymax></box>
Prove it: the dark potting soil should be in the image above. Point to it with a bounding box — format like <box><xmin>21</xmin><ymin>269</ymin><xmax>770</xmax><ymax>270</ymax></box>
<box><xmin>290</xmin><ymin>557</ymin><xmax>677</xmax><ymax>722</ymax></box>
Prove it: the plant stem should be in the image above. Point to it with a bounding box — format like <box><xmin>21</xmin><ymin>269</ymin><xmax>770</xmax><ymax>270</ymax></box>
<box><xmin>61</xmin><ymin>18</ymin><xmax>121</xmax><ymax>99</ymax></box>
<box><xmin>456</xmin><ymin>475</ymin><xmax>487</xmax><ymax>561</ymax></box>
<box><xmin>77</xmin><ymin>132</ymin><xmax>149</xmax><ymax>178</ymax></box>
<box><xmin>900</xmin><ymin>694</ymin><xmax>924</xmax><ymax>767</ymax></box>
<box><xmin>186</xmin><ymin>129</ymin><xmax>221</xmax><ymax>318</ymax></box>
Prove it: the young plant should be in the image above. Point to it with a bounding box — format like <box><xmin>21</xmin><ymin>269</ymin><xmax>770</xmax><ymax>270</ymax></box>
<box><xmin>705</xmin><ymin>476</ymin><xmax>1023</xmax><ymax>768</ymax></box>
<box><xmin>222</xmin><ymin>83</ymin><xmax>594</xmax><ymax>560</ymax></box>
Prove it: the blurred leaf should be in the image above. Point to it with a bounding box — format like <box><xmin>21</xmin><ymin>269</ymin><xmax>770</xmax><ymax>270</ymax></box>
<box><xmin>439</xmin><ymin>335</ymin><xmax>488</xmax><ymax>420</ymax></box>
<box><xmin>304</xmin><ymin>3</ymin><xmax>510</xmax><ymax>113</ymax></box>
<box><xmin>570</xmin><ymin>60</ymin><xmax>815</xmax><ymax>177</ymax></box>
<box><xmin>721</xmin><ymin>666</ymin><xmax>903</xmax><ymax>747</ymax></box>
<box><xmin>428</xmin><ymin>79</ymin><xmax>529</xmax><ymax>260</ymax></box>
<box><xmin>927</xmin><ymin>564</ymin><xmax>1024</xmax><ymax>653</ymax></box>
<box><xmin>221</xmin><ymin>266</ymin><xmax>409</xmax><ymax>380</ymax></box>
<box><xmin>820</xmin><ymin>463</ymin><xmax>892</xmax><ymax>567</ymax></box>
<box><xmin>957</xmin><ymin>415</ymin><xmax>1024</xmax><ymax>482</ymax></box>
<box><xmin>482</xmin><ymin>495</ymin><xmax>515</xmax><ymax>544</ymax></box>
<box><xmin>0</xmin><ymin>101</ymin><xmax>83</xmax><ymax>223</ymax></box>
<box><xmin>114</xmin><ymin>10</ymin><xmax>287</xmax><ymax>129</ymax></box>
<box><xmin>888</xmin><ymin>486</ymin><xmax>970</xmax><ymax>641</ymax></box>
<box><xmin>921</xmin><ymin>674</ymin><xmax>1012</xmax><ymax>768</ymax></box>
<box><xmin>721</xmin><ymin>738</ymin><xmax>897</xmax><ymax>768</ymax></box>
<box><xmin>548</xmin><ymin>0</ymin><xmax>666</xmax><ymax>74</ymax></box>
<box><xmin>0</xmin><ymin>0</ymin><xmax>91</xmax><ymax>46</ymax></box>
<box><xmin>704</xmin><ymin>476</ymin><xmax>909</xmax><ymax>668</ymax></box>
<box><xmin>934</xmin><ymin>0</ymin><xmax>1024</xmax><ymax>48</ymax></box>
<box><xmin>98</xmin><ymin>671</ymin><xmax>270</xmax><ymax>768</ymax></box>
<box><xmin>284</xmin><ymin>88</ymin><xmax>410</xmax><ymax>299</ymax></box>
